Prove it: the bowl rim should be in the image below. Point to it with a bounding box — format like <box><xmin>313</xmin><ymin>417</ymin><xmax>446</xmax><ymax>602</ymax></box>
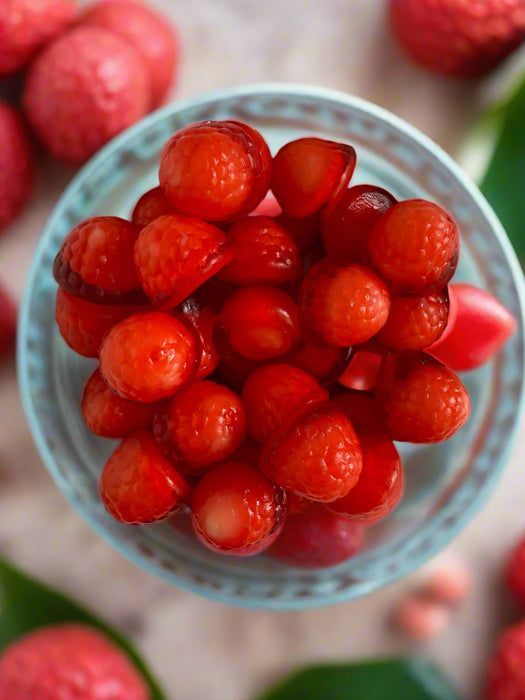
<box><xmin>17</xmin><ymin>82</ymin><xmax>525</xmax><ymax>609</ymax></box>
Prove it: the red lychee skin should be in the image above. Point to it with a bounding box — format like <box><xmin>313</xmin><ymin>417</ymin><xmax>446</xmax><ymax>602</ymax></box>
<box><xmin>0</xmin><ymin>0</ymin><xmax>75</xmax><ymax>77</ymax></box>
<box><xmin>0</xmin><ymin>623</ymin><xmax>150</xmax><ymax>700</ymax></box>
<box><xmin>485</xmin><ymin>619</ymin><xmax>525</xmax><ymax>700</ymax></box>
<box><xmin>0</xmin><ymin>101</ymin><xmax>33</xmax><ymax>230</ymax></box>
<box><xmin>22</xmin><ymin>26</ymin><xmax>150</xmax><ymax>164</ymax></box>
<box><xmin>389</xmin><ymin>0</ymin><xmax>525</xmax><ymax>78</ymax></box>
<box><xmin>80</xmin><ymin>0</ymin><xmax>178</xmax><ymax>108</ymax></box>
<box><xmin>505</xmin><ymin>535</ymin><xmax>525</xmax><ymax>611</ymax></box>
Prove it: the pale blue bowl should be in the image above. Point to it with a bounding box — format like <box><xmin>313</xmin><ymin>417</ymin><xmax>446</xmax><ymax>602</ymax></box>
<box><xmin>18</xmin><ymin>84</ymin><xmax>525</xmax><ymax>609</ymax></box>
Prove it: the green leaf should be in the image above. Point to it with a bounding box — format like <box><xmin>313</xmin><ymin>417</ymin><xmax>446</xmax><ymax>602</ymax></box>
<box><xmin>479</xmin><ymin>72</ymin><xmax>525</xmax><ymax>260</ymax></box>
<box><xmin>256</xmin><ymin>659</ymin><xmax>462</xmax><ymax>700</ymax></box>
<box><xmin>0</xmin><ymin>557</ymin><xmax>166</xmax><ymax>700</ymax></box>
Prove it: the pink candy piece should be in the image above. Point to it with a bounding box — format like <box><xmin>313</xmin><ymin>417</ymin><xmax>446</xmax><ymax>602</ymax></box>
<box><xmin>423</xmin><ymin>559</ymin><xmax>473</xmax><ymax>604</ymax></box>
<box><xmin>394</xmin><ymin>595</ymin><xmax>451</xmax><ymax>641</ymax></box>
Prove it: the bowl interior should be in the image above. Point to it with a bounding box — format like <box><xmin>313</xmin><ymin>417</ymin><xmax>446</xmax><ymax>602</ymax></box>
<box><xmin>18</xmin><ymin>85</ymin><xmax>525</xmax><ymax>609</ymax></box>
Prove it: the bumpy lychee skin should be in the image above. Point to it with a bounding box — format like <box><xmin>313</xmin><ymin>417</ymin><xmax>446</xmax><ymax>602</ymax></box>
<box><xmin>0</xmin><ymin>0</ymin><xmax>75</xmax><ymax>77</ymax></box>
<box><xmin>0</xmin><ymin>101</ymin><xmax>33</xmax><ymax>230</ymax></box>
<box><xmin>485</xmin><ymin>619</ymin><xmax>525</xmax><ymax>700</ymax></box>
<box><xmin>81</xmin><ymin>0</ymin><xmax>178</xmax><ymax>108</ymax></box>
<box><xmin>23</xmin><ymin>26</ymin><xmax>150</xmax><ymax>164</ymax></box>
<box><xmin>0</xmin><ymin>623</ymin><xmax>150</xmax><ymax>700</ymax></box>
<box><xmin>389</xmin><ymin>0</ymin><xmax>525</xmax><ymax>78</ymax></box>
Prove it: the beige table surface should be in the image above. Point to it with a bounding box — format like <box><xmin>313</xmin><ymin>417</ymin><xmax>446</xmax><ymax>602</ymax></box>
<box><xmin>1</xmin><ymin>1</ymin><xmax>525</xmax><ymax>698</ymax></box>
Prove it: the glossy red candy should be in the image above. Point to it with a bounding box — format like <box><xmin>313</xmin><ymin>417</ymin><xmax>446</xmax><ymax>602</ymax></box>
<box><xmin>268</xmin><ymin>505</ymin><xmax>365</xmax><ymax>568</ymax></box>
<box><xmin>153</xmin><ymin>380</ymin><xmax>246</xmax><ymax>475</ymax></box>
<box><xmin>321</xmin><ymin>183</ymin><xmax>397</xmax><ymax>260</ymax></box>
<box><xmin>428</xmin><ymin>283</ymin><xmax>516</xmax><ymax>370</ymax></box>
<box><xmin>134</xmin><ymin>213</ymin><xmax>234</xmax><ymax>310</ymax></box>
<box><xmin>271</xmin><ymin>137</ymin><xmax>356</xmax><ymax>219</ymax></box>
<box><xmin>100</xmin><ymin>430</ymin><xmax>191</xmax><ymax>524</ymax></box>
<box><xmin>159</xmin><ymin>120</ymin><xmax>271</xmax><ymax>222</ymax></box>
<box><xmin>259</xmin><ymin>401</ymin><xmax>363</xmax><ymax>502</ymax></box>
<box><xmin>191</xmin><ymin>461</ymin><xmax>287</xmax><ymax>556</ymax></box>
<box><xmin>298</xmin><ymin>258</ymin><xmax>390</xmax><ymax>347</ymax></box>
<box><xmin>328</xmin><ymin>424</ymin><xmax>403</xmax><ymax>522</ymax></box>
<box><xmin>242</xmin><ymin>363</ymin><xmax>328</xmax><ymax>443</ymax></box>
<box><xmin>218</xmin><ymin>215</ymin><xmax>302</xmax><ymax>286</ymax></box>
<box><xmin>217</xmin><ymin>286</ymin><xmax>302</xmax><ymax>361</ymax></box>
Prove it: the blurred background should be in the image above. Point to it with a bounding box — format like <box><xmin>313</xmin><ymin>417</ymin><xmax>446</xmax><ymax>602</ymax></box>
<box><xmin>1</xmin><ymin>1</ymin><xmax>525</xmax><ymax>698</ymax></box>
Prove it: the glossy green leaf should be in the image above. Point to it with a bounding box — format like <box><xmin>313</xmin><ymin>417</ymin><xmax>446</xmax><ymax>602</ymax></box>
<box><xmin>479</xmin><ymin>72</ymin><xmax>525</xmax><ymax>260</ymax></box>
<box><xmin>0</xmin><ymin>557</ymin><xmax>166</xmax><ymax>700</ymax></box>
<box><xmin>256</xmin><ymin>658</ymin><xmax>462</xmax><ymax>700</ymax></box>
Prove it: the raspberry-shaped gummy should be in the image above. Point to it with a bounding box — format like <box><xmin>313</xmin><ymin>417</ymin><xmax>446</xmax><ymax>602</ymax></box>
<box><xmin>217</xmin><ymin>285</ymin><xmax>302</xmax><ymax>361</ymax></box>
<box><xmin>299</xmin><ymin>258</ymin><xmax>390</xmax><ymax>347</ymax></box>
<box><xmin>81</xmin><ymin>368</ymin><xmax>160</xmax><ymax>438</ymax></box>
<box><xmin>290</xmin><ymin>343</ymin><xmax>352</xmax><ymax>385</ymax></box>
<box><xmin>55</xmin><ymin>289</ymin><xmax>143</xmax><ymax>358</ymax></box>
<box><xmin>217</xmin><ymin>215</ymin><xmax>302</xmax><ymax>286</ymax></box>
<box><xmin>177</xmin><ymin>296</ymin><xmax>220</xmax><ymax>380</ymax></box>
<box><xmin>376</xmin><ymin>289</ymin><xmax>450</xmax><ymax>351</ymax></box>
<box><xmin>159</xmin><ymin>120</ymin><xmax>271</xmax><ymax>222</ymax></box>
<box><xmin>153</xmin><ymin>380</ymin><xmax>247</xmax><ymax>475</ymax></box>
<box><xmin>0</xmin><ymin>623</ymin><xmax>149</xmax><ymax>700</ymax></box>
<box><xmin>367</xmin><ymin>199</ymin><xmax>459</xmax><ymax>296</ymax></box>
<box><xmin>268</xmin><ymin>505</ymin><xmax>365</xmax><ymax>569</ymax></box>
<box><xmin>271</xmin><ymin>137</ymin><xmax>356</xmax><ymax>219</ymax></box>
<box><xmin>242</xmin><ymin>364</ymin><xmax>328</xmax><ymax>444</ymax></box>
<box><xmin>260</xmin><ymin>401</ymin><xmax>363</xmax><ymax>502</ymax></box>
<box><xmin>131</xmin><ymin>186</ymin><xmax>175</xmax><ymax>229</ymax></box>
<box><xmin>191</xmin><ymin>461</ymin><xmax>287</xmax><ymax>556</ymax></box>
<box><xmin>53</xmin><ymin>217</ymin><xmax>144</xmax><ymax>305</ymax></box>
<box><xmin>321</xmin><ymin>183</ymin><xmax>397</xmax><ymax>261</ymax></box>
<box><xmin>134</xmin><ymin>213</ymin><xmax>234</xmax><ymax>309</ymax></box>
<box><xmin>100</xmin><ymin>429</ymin><xmax>191</xmax><ymax>524</ymax></box>
<box><xmin>327</xmin><ymin>424</ymin><xmax>403</xmax><ymax>522</ymax></box>
<box><xmin>330</xmin><ymin>389</ymin><xmax>379</xmax><ymax>429</ymax></box>
<box><xmin>99</xmin><ymin>311</ymin><xmax>197</xmax><ymax>402</ymax></box>
<box><xmin>374</xmin><ymin>351</ymin><xmax>470</xmax><ymax>443</ymax></box>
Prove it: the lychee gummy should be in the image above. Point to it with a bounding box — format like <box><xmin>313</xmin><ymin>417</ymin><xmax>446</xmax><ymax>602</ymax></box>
<box><xmin>99</xmin><ymin>311</ymin><xmax>197</xmax><ymax>402</ymax></box>
<box><xmin>159</xmin><ymin>120</ymin><xmax>272</xmax><ymax>222</ymax></box>
<box><xmin>23</xmin><ymin>26</ymin><xmax>150</xmax><ymax>164</ymax></box>
<box><xmin>54</xmin><ymin>217</ymin><xmax>144</xmax><ymax>305</ymax></box>
<box><xmin>134</xmin><ymin>213</ymin><xmax>234</xmax><ymax>309</ymax></box>
<box><xmin>191</xmin><ymin>461</ymin><xmax>287</xmax><ymax>556</ymax></box>
<box><xmin>153</xmin><ymin>380</ymin><xmax>247</xmax><ymax>475</ymax></box>
<box><xmin>100</xmin><ymin>429</ymin><xmax>191</xmax><ymax>524</ymax></box>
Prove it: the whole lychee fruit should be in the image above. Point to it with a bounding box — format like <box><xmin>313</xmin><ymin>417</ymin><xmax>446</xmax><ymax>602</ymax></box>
<box><xmin>80</xmin><ymin>0</ymin><xmax>179</xmax><ymax>108</ymax></box>
<box><xmin>0</xmin><ymin>101</ymin><xmax>33</xmax><ymax>230</ymax></box>
<box><xmin>23</xmin><ymin>25</ymin><xmax>150</xmax><ymax>164</ymax></box>
<box><xmin>0</xmin><ymin>0</ymin><xmax>76</xmax><ymax>77</ymax></box>
<box><xmin>0</xmin><ymin>623</ymin><xmax>150</xmax><ymax>699</ymax></box>
<box><xmin>389</xmin><ymin>0</ymin><xmax>525</xmax><ymax>77</ymax></box>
